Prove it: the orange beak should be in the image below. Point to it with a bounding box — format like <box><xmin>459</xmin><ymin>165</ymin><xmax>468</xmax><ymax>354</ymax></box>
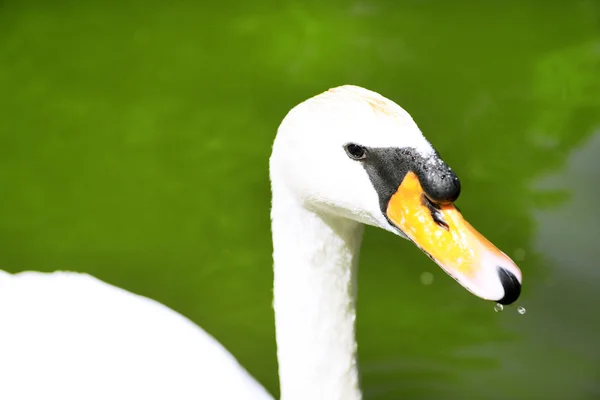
<box><xmin>387</xmin><ymin>172</ymin><xmax>522</xmax><ymax>302</ymax></box>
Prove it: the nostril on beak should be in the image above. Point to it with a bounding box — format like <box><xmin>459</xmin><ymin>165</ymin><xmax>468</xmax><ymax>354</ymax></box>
<box><xmin>496</xmin><ymin>267</ymin><xmax>522</xmax><ymax>305</ymax></box>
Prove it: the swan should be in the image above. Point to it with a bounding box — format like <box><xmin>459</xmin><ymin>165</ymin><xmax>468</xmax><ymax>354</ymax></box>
<box><xmin>0</xmin><ymin>85</ymin><xmax>522</xmax><ymax>400</ymax></box>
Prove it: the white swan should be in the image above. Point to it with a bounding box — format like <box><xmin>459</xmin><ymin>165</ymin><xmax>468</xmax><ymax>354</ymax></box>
<box><xmin>0</xmin><ymin>85</ymin><xmax>522</xmax><ymax>400</ymax></box>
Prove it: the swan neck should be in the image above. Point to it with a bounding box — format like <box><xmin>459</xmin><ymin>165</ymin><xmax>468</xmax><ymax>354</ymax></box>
<box><xmin>271</xmin><ymin>187</ymin><xmax>364</xmax><ymax>400</ymax></box>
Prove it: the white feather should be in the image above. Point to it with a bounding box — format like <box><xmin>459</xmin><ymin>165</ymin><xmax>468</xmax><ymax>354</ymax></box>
<box><xmin>0</xmin><ymin>270</ymin><xmax>272</xmax><ymax>400</ymax></box>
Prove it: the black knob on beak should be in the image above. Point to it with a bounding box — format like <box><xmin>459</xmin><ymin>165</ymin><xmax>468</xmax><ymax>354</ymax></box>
<box><xmin>414</xmin><ymin>154</ymin><xmax>461</xmax><ymax>205</ymax></box>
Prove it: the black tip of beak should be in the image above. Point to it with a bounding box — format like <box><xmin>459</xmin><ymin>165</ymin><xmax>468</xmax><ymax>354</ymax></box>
<box><xmin>496</xmin><ymin>267</ymin><xmax>522</xmax><ymax>305</ymax></box>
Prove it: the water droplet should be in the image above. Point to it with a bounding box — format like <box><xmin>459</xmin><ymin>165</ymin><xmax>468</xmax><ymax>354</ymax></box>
<box><xmin>420</xmin><ymin>271</ymin><xmax>434</xmax><ymax>285</ymax></box>
<box><xmin>494</xmin><ymin>303</ymin><xmax>504</xmax><ymax>312</ymax></box>
<box><xmin>518</xmin><ymin>306</ymin><xmax>526</xmax><ymax>315</ymax></box>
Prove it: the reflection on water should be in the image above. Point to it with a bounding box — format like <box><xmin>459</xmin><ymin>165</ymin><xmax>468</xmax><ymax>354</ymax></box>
<box><xmin>535</xmin><ymin>132</ymin><xmax>600</xmax><ymax>283</ymax></box>
<box><xmin>531</xmin><ymin>131</ymin><xmax>600</xmax><ymax>397</ymax></box>
<box><xmin>1</xmin><ymin>0</ymin><xmax>600</xmax><ymax>399</ymax></box>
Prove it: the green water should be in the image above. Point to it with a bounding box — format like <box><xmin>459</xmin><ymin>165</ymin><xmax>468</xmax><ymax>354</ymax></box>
<box><xmin>1</xmin><ymin>1</ymin><xmax>599</xmax><ymax>398</ymax></box>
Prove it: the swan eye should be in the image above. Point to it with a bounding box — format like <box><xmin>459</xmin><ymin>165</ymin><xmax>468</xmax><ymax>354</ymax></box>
<box><xmin>344</xmin><ymin>143</ymin><xmax>367</xmax><ymax>160</ymax></box>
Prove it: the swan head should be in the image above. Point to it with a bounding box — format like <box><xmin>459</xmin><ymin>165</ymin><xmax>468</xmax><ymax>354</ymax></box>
<box><xmin>270</xmin><ymin>85</ymin><xmax>522</xmax><ymax>305</ymax></box>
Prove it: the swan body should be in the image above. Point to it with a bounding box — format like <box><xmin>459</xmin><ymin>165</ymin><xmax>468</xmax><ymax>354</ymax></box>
<box><xmin>0</xmin><ymin>85</ymin><xmax>522</xmax><ymax>400</ymax></box>
<box><xmin>0</xmin><ymin>270</ymin><xmax>272</xmax><ymax>400</ymax></box>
